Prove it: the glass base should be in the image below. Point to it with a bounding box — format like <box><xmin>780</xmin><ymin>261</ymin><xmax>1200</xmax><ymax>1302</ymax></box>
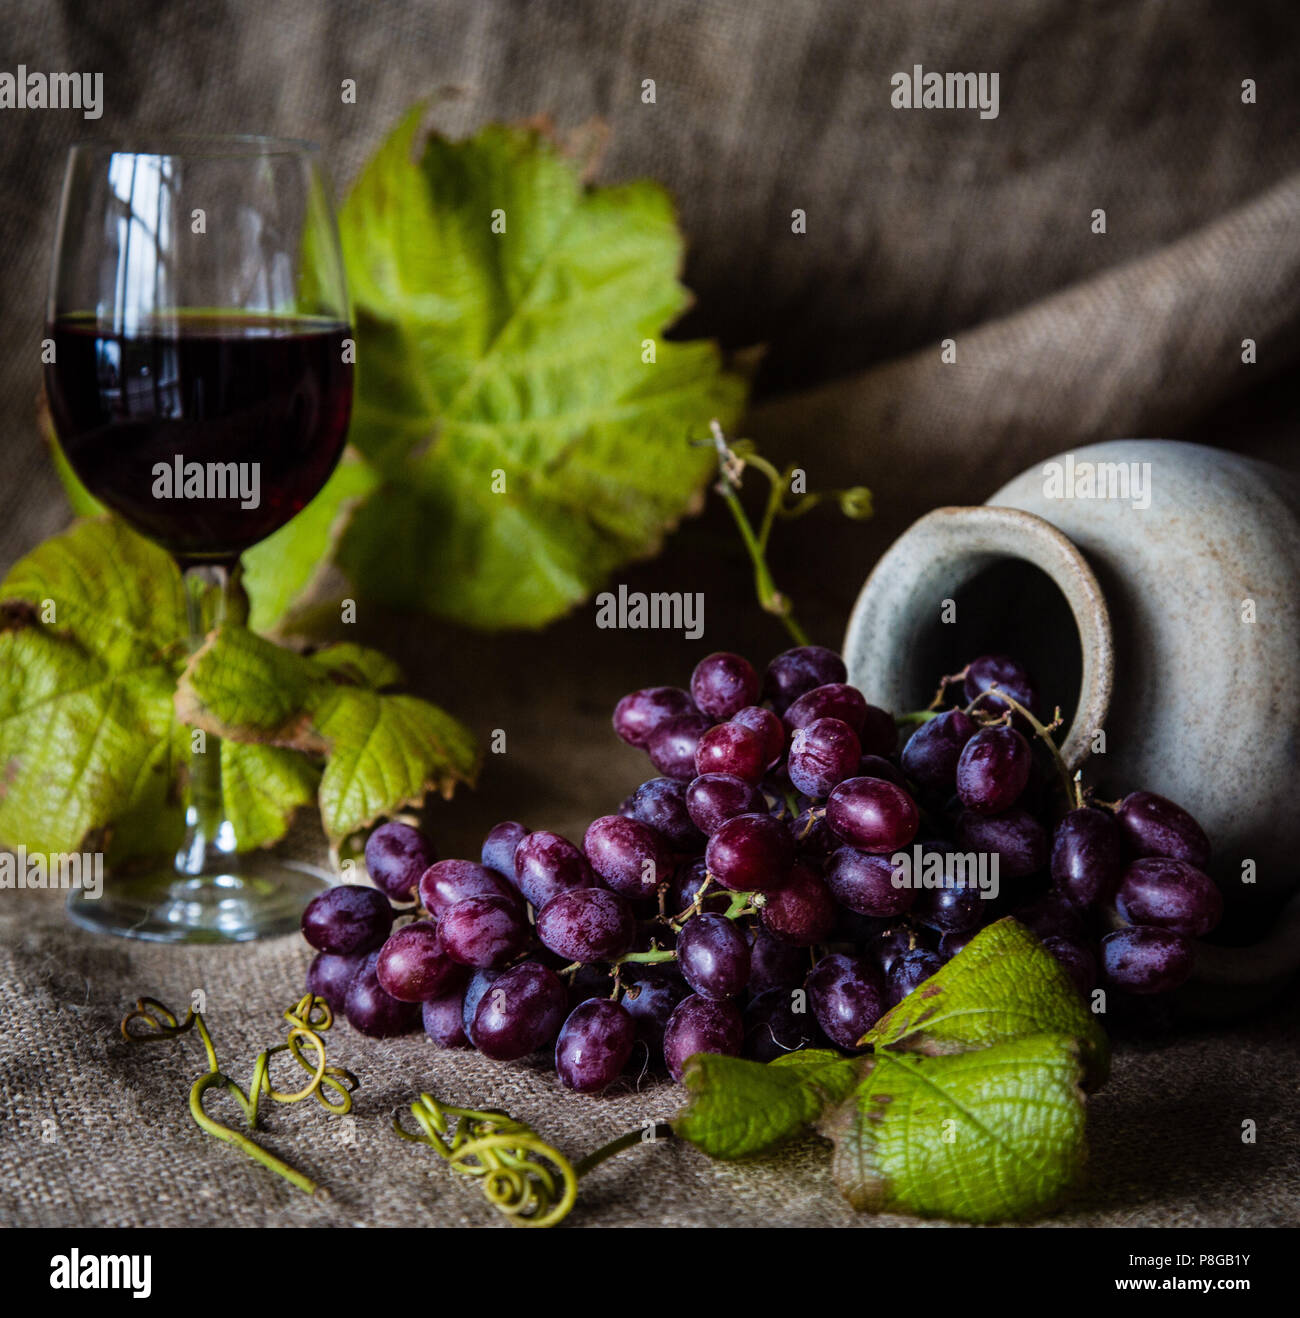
<box><xmin>66</xmin><ymin>855</ymin><xmax>333</xmax><ymax>944</ymax></box>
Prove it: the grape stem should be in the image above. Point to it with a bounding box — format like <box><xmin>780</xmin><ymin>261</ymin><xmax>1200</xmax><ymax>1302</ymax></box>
<box><xmin>574</xmin><ymin>1122</ymin><xmax>676</xmax><ymax>1178</ymax></box>
<box><xmin>969</xmin><ymin>685</ymin><xmax>1078</xmax><ymax>808</ymax></box>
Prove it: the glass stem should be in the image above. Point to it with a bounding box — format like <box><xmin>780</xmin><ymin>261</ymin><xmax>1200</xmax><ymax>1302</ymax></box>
<box><xmin>175</xmin><ymin>561</ymin><xmax>248</xmax><ymax>877</ymax></box>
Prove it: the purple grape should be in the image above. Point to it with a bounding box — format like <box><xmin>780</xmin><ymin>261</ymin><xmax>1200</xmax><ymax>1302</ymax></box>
<box><xmin>482</xmin><ymin>821</ymin><xmax>529</xmax><ymax>881</ymax></box>
<box><xmin>760</xmin><ymin>863</ymin><xmax>836</xmax><ymax>946</ymax></box>
<box><xmin>791</xmin><ymin>806</ymin><xmax>836</xmax><ymax>863</ymax></box>
<box><xmin>963</xmin><ymin>654</ymin><xmax>1039</xmax><ymax>720</ymax></box>
<box><xmin>622</xmin><ymin>968</ymin><xmax>690</xmax><ymax>1063</ymax></box>
<box><xmin>900</xmin><ymin>709</ymin><xmax>978</xmax><ymax>792</ymax></box>
<box><xmin>886</xmin><ymin>948</ymin><xmax>946</xmax><ymax>1006</ymax></box>
<box><xmin>376</xmin><ymin>920</ymin><xmax>464</xmax><ymax>1002</ymax></box>
<box><xmin>1115</xmin><ymin>791</ymin><xmax>1211</xmax><ymax>869</ymax></box>
<box><xmin>677</xmin><ymin>913</ymin><xmax>751</xmax><ymax>999</ymax></box>
<box><xmin>364</xmin><ymin>821</ymin><xmax>437</xmax><ymax>901</ymax></box>
<box><xmin>744</xmin><ymin>988</ymin><xmax>823</xmax><ymax>1062</ymax></box>
<box><xmin>667</xmin><ymin>856</ymin><xmax>729</xmax><ymax>915</ymax></box>
<box><xmin>627</xmin><ymin>777</ymin><xmax>704</xmax><ymax>851</ymax></box>
<box><xmin>690</xmin><ymin>652</ymin><xmax>760</xmax><ymax>720</ymax></box>
<box><xmin>748</xmin><ymin>927</ymin><xmax>809</xmax><ymax>993</ymax></box>
<box><xmin>826</xmin><ymin>777</ymin><xmax>920</xmax><ymax>853</ymax></box>
<box><xmin>461</xmin><ymin>968</ymin><xmax>501</xmax><ymax>1043</ymax></box>
<box><xmin>857</xmin><ymin>754</ymin><xmax>907</xmax><ymax>788</ymax></box>
<box><xmin>344</xmin><ymin>951</ymin><xmax>420</xmax><ymax>1037</ymax></box>
<box><xmin>731</xmin><ymin>705</ymin><xmax>787</xmax><ymax>767</ymax></box>
<box><xmin>870</xmin><ymin>922</ymin><xmax>936</xmax><ymax>976</ymax></box>
<box><xmin>914</xmin><ymin>880</ymin><xmax>985</xmax><ymax>934</ymax></box>
<box><xmin>1042</xmin><ymin>936</ymin><xmax>1098</xmax><ymax>996</ymax></box>
<box><xmin>705</xmin><ymin>812</ymin><xmax>796</xmax><ymax>891</ymax></box>
<box><xmin>857</xmin><ymin>704</ymin><xmax>898</xmax><ymax>758</ymax></box>
<box><xmin>556</xmin><ymin>998</ymin><xmax>636</xmax><ymax>1093</ymax></box>
<box><xmin>422</xmin><ymin>986</ymin><xmax>470</xmax><ymax>1048</ymax></box>
<box><xmin>418</xmin><ymin>859</ymin><xmax>519</xmax><ymax>917</ymax></box>
<box><xmin>438</xmin><ymin>896</ymin><xmax>530</xmax><ymax>968</ymax></box>
<box><xmin>536</xmin><ymin>887</ymin><xmax>636</xmax><ymax>963</ymax></box>
<box><xmin>613</xmin><ymin>686</ymin><xmax>697</xmax><ymax>748</ymax></box>
<box><xmin>956</xmin><ymin>807</ymin><xmax>1048</xmax><ymax>878</ymax></box>
<box><xmin>306</xmin><ymin>951</ymin><xmax>366</xmax><ymax>1014</ymax></box>
<box><xmin>763</xmin><ymin>645</ymin><xmax>848</xmax><ymax>715</ymax></box>
<box><xmin>955</xmin><ymin>726</ymin><xmax>1031</xmax><ymax>814</ymax></box>
<box><xmin>583</xmin><ymin>815</ymin><xmax>671</xmax><ymax>900</ymax></box>
<box><xmin>513</xmin><ymin>830</ymin><xmax>596</xmax><ymax>908</ymax></box>
<box><xmin>646</xmin><ymin>711</ymin><xmax>714</xmax><ymax>781</ymax></box>
<box><xmin>685</xmin><ymin>773</ymin><xmax>764</xmax><ymax>835</ymax></box>
<box><xmin>693</xmin><ymin>721</ymin><xmax>768</xmax><ymax>784</ymax></box>
<box><xmin>806</xmin><ymin>953</ymin><xmax>886</xmax><ymax>1049</ymax></box>
<box><xmin>1012</xmin><ymin>892</ymin><xmax>1086</xmax><ymax>941</ymax></box>
<box><xmin>787</xmin><ymin>716</ymin><xmax>862</xmax><ymax>798</ymax></box>
<box><xmin>664</xmin><ymin>994</ymin><xmax>744</xmax><ymax>1081</ymax></box>
<box><xmin>784</xmin><ymin>682</ymin><xmax>868</xmax><ymax>735</ymax></box>
<box><xmin>1100</xmin><ymin>926</ymin><xmax>1193</xmax><ymax>994</ymax></box>
<box><xmin>938</xmin><ymin>928</ymin><xmax>978</xmax><ymax>959</ymax></box>
<box><xmin>471</xmin><ymin>962</ymin><xmax>569</xmax><ymax>1060</ymax></box>
<box><xmin>1051</xmin><ymin>808</ymin><xmax>1124</xmax><ymax>907</ymax></box>
<box><xmin>1116</xmin><ymin>857</ymin><xmax>1223</xmax><ymax>938</ymax></box>
<box><xmin>825</xmin><ymin>846</ymin><xmax>914</xmax><ymax>917</ymax></box>
<box><xmin>301</xmin><ymin>885</ymin><xmax>394</xmax><ymax>955</ymax></box>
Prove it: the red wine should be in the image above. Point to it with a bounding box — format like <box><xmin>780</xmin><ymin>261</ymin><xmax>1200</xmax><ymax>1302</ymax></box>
<box><xmin>44</xmin><ymin>314</ymin><xmax>353</xmax><ymax>561</ymax></box>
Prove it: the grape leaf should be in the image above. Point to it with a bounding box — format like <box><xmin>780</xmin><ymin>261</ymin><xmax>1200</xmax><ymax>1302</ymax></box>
<box><xmin>672</xmin><ymin>919</ymin><xmax>1106</xmax><ymax>1222</ymax></box>
<box><xmin>334</xmin><ymin>107</ymin><xmax>749</xmax><ymax>629</ymax></box>
<box><xmin>174</xmin><ymin>625</ymin><xmax>479</xmax><ymax>841</ymax></box>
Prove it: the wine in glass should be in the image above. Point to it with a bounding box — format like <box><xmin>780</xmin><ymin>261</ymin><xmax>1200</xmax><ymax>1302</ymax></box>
<box><xmin>43</xmin><ymin>137</ymin><xmax>353</xmax><ymax>942</ymax></box>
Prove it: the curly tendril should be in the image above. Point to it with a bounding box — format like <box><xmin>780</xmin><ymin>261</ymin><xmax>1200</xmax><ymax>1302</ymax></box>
<box><xmin>120</xmin><ymin>993</ymin><xmax>358</xmax><ymax>1198</ymax></box>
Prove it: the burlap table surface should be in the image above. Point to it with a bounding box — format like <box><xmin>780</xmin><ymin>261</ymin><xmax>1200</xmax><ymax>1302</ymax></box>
<box><xmin>2</xmin><ymin>0</ymin><xmax>1300</xmax><ymax>1227</ymax></box>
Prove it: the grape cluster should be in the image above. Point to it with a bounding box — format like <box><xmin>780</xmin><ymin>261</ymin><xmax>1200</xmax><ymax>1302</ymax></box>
<box><xmin>299</xmin><ymin>645</ymin><xmax>1223</xmax><ymax>1094</ymax></box>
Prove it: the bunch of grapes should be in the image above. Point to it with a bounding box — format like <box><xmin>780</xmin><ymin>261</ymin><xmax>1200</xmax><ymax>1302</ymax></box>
<box><xmin>299</xmin><ymin>645</ymin><xmax>1223</xmax><ymax>1094</ymax></box>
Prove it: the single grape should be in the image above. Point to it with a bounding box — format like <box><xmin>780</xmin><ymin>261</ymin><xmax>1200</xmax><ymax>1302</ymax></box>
<box><xmin>471</xmin><ymin>962</ymin><xmax>569</xmax><ymax>1061</ymax></box>
<box><xmin>825</xmin><ymin>846</ymin><xmax>914</xmax><ymax>917</ymax></box>
<box><xmin>364</xmin><ymin>821</ymin><xmax>437</xmax><ymax>901</ymax></box>
<box><xmin>301</xmin><ymin>885</ymin><xmax>394</xmax><ymax>956</ymax></box>
<box><xmin>760</xmin><ymin>863</ymin><xmax>836</xmax><ymax>946</ymax></box>
<box><xmin>870</xmin><ymin>922</ymin><xmax>936</xmax><ymax>976</ymax></box>
<box><xmin>955</xmin><ymin>725</ymin><xmax>1031</xmax><ymax>814</ymax></box>
<box><xmin>482</xmin><ymin>821</ymin><xmax>529</xmax><ymax>881</ymax></box>
<box><xmin>344</xmin><ymin>951</ymin><xmax>421</xmax><ymax>1037</ymax></box>
<box><xmin>667</xmin><ymin>856</ymin><xmax>729</xmax><ymax>916</ymax></box>
<box><xmin>1042</xmin><ymin>936</ymin><xmax>1098</xmax><ymax>996</ymax></box>
<box><xmin>784</xmin><ymin>682</ymin><xmax>868</xmax><ymax>735</ymax></box>
<box><xmin>806</xmin><ymin>953</ymin><xmax>886</xmax><ymax>1049</ymax></box>
<box><xmin>536</xmin><ymin>887</ymin><xmax>636</xmax><ymax>963</ymax></box>
<box><xmin>730</xmin><ymin>705</ymin><xmax>787</xmax><ymax>767</ymax></box>
<box><xmin>513</xmin><ymin>830</ymin><xmax>596</xmax><ymax>908</ymax></box>
<box><xmin>787</xmin><ymin>716</ymin><xmax>862</xmax><ymax>798</ymax></box>
<box><xmin>461</xmin><ymin>967</ymin><xmax>501</xmax><ymax>1044</ymax></box>
<box><xmin>305</xmin><ymin>951</ymin><xmax>366</xmax><ymax>1014</ymax></box>
<box><xmin>826</xmin><ymin>776</ymin><xmax>920</xmax><ymax>853</ymax></box>
<box><xmin>938</xmin><ymin>928</ymin><xmax>978</xmax><ymax>959</ymax></box>
<box><xmin>963</xmin><ymin>654</ymin><xmax>1039</xmax><ymax>720</ymax></box>
<box><xmin>1116</xmin><ymin>857</ymin><xmax>1223</xmax><ymax>937</ymax></box>
<box><xmin>744</xmin><ymin>988</ymin><xmax>823</xmax><ymax>1062</ymax></box>
<box><xmin>705</xmin><ymin>812</ymin><xmax>796</xmax><ymax>891</ymax></box>
<box><xmin>418</xmin><ymin>859</ymin><xmax>519</xmax><ymax>917</ymax></box>
<box><xmin>914</xmin><ymin>879</ymin><xmax>986</xmax><ymax>934</ymax></box>
<box><xmin>1115</xmin><ymin>791</ymin><xmax>1211</xmax><ymax>868</ymax></box>
<box><xmin>627</xmin><ymin>777</ymin><xmax>704</xmax><ymax>851</ymax></box>
<box><xmin>663</xmin><ymin>994</ymin><xmax>744</xmax><ymax>1081</ymax></box>
<box><xmin>886</xmin><ymin>948</ymin><xmax>947</xmax><ymax>1006</ymax></box>
<box><xmin>677</xmin><ymin>912</ymin><xmax>751</xmax><ymax>999</ymax></box>
<box><xmin>583</xmin><ymin>815</ymin><xmax>672</xmax><ymax>900</ymax></box>
<box><xmin>1100</xmin><ymin>926</ymin><xmax>1193</xmax><ymax>994</ymax></box>
<box><xmin>694</xmin><ymin>721</ymin><xmax>768</xmax><ymax>784</ymax></box>
<box><xmin>857</xmin><ymin>704</ymin><xmax>898</xmax><ymax>758</ymax></box>
<box><xmin>646</xmin><ymin>711</ymin><xmax>714</xmax><ymax>781</ymax></box>
<box><xmin>555</xmin><ymin>998</ymin><xmax>637</xmax><ymax>1093</ymax></box>
<box><xmin>690</xmin><ymin>652</ymin><xmax>760</xmax><ymax>720</ymax></box>
<box><xmin>685</xmin><ymin>773</ymin><xmax>765</xmax><ymax>835</ymax></box>
<box><xmin>956</xmin><ymin>807</ymin><xmax>1048</xmax><ymax>878</ymax></box>
<box><xmin>857</xmin><ymin>754</ymin><xmax>907</xmax><ymax>788</ymax></box>
<box><xmin>1012</xmin><ymin>892</ymin><xmax>1086</xmax><ymax>941</ymax></box>
<box><xmin>612</xmin><ymin>686</ymin><xmax>697</xmax><ymax>748</ymax></box>
<box><xmin>747</xmin><ymin>927</ymin><xmax>809</xmax><ymax>993</ymax></box>
<box><xmin>422</xmin><ymin>986</ymin><xmax>471</xmax><ymax>1048</ymax></box>
<box><xmin>1051</xmin><ymin>807</ymin><xmax>1124</xmax><ymax>907</ymax></box>
<box><xmin>438</xmin><ymin>896</ymin><xmax>530</xmax><ymax>968</ymax></box>
<box><xmin>899</xmin><ymin>709</ymin><xmax>978</xmax><ymax>792</ymax></box>
<box><xmin>791</xmin><ymin>806</ymin><xmax>836</xmax><ymax>863</ymax></box>
<box><xmin>763</xmin><ymin>645</ymin><xmax>848</xmax><ymax>714</ymax></box>
<box><xmin>376</xmin><ymin>920</ymin><xmax>464</xmax><ymax>1002</ymax></box>
<box><xmin>622</xmin><ymin>967</ymin><xmax>690</xmax><ymax>1064</ymax></box>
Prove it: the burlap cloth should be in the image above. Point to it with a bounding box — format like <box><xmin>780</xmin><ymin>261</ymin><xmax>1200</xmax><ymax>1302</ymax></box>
<box><xmin>2</xmin><ymin>1</ymin><xmax>1299</xmax><ymax>1226</ymax></box>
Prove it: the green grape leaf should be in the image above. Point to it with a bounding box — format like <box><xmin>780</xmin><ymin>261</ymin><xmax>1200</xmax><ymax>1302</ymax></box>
<box><xmin>672</xmin><ymin>919</ymin><xmax>1106</xmax><ymax>1222</ymax></box>
<box><xmin>334</xmin><ymin>107</ymin><xmax>749</xmax><ymax>629</ymax></box>
<box><xmin>174</xmin><ymin>625</ymin><xmax>479</xmax><ymax>841</ymax></box>
<box><xmin>0</xmin><ymin>519</ymin><xmax>471</xmax><ymax>861</ymax></box>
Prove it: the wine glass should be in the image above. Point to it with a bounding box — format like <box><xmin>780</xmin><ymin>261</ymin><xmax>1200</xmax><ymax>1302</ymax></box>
<box><xmin>43</xmin><ymin>137</ymin><xmax>353</xmax><ymax>942</ymax></box>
